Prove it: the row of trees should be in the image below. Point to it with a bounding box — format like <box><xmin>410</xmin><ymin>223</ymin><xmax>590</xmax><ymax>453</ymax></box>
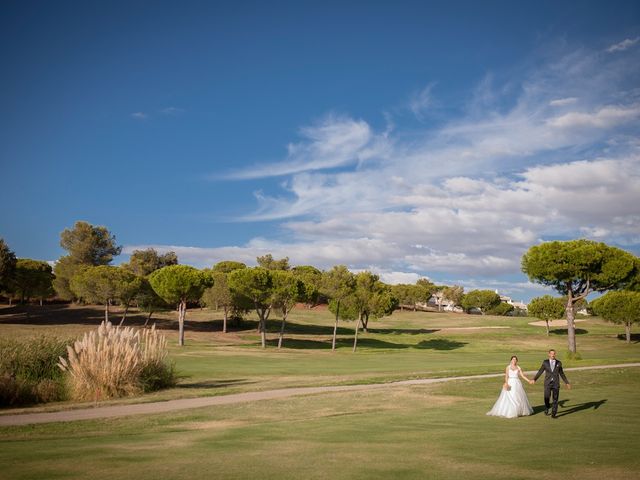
<box><xmin>3</xmin><ymin>224</ymin><xmax>639</xmax><ymax>354</ymax></box>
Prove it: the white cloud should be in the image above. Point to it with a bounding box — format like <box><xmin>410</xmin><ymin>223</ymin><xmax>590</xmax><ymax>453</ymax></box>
<box><xmin>131</xmin><ymin>112</ymin><xmax>148</xmax><ymax>120</ymax></box>
<box><xmin>549</xmin><ymin>97</ymin><xmax>578</xmax><ymax>107</ymax></box>
<box><xmin>222</xmin><ymin>115</ymin><xmax>378</xmax><ymax>179</ymax></box>
<box><xmin>607</xmin><ymin>37</ymin><xmax>640</xmax><ymax>53</ymax></box>
<box><xmin>546</xmin><ymin>105</ymin><xmax>640</xmax><ymax>129</ymax></box>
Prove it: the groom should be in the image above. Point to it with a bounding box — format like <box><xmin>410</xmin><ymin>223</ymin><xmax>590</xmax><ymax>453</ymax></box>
<box><xmin>533</xmin><ymin>349</ymin><xmax>571</xmax><ymax>418</ymax></box>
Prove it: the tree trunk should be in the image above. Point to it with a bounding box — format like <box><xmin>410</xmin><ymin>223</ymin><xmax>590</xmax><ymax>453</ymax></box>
<box><xmin>144</xmin><ymin>310</ymin><xmax>153</xmax><ymax>327</ymax></box>
<box><xmin>8</xmin><ymin>298</ymin><xmax>12</xmax><ymax>306</ymax></box>
<box><xmin>105</xmin><ymin>302</ymin><xmax>109</xmax><ymax>323</ymax></box>
<box><xmin>119</xmin><ymin>305</ymin><xmax>129</xmax><ymax>326</ymax></box>
<box><xmin>178</xmin><ymin>300</ymin><xmax>186</xmax><ymax>346</ymax></box>
<box><xmin>625</xmin><ymin>323</ymin><xmax>631</xmax><ymax>343</ymax></box>
<box><xmin>277</xmin><ymin>309</ymin><xmax>288</xmax><ymax>349</ymax></box>
<box><xmin>565</xmin><ymin>293</ymin><xmax>577</xmax><ymax>353</ymax></box>
<box><xmin>362</xmin><ymin>315</ymin><xmax>369</xmax><ymax>333</ymax></box>
<box><xmin>332</xmin><ymin>301</ymin><xmax>340</xmax><ymax>351</ymax></box>
<box><xmin>438</xmin><ymin>299</ymin><xmax>442</xmax><ymax>312</ymax></box>
<box><xmin>353</xmin><ymin>312</ymin><xmax>362</xmax><ymax>352</ymax></box>
<box><xmin>39</xmin><ymin>298</ymin><xmax>43</xmax><ymax>307</ymax></box>
<box><xmin>545</xmin><ymin>320</ymin><xmax>550</xmax><ymax>336</ymax></box>
<box><xmin>260</xmin><ymin>312</ymin><xmax>266</xmax><ymax>348</ymax></box>
<box><xmin>223</xmin><ymin>306</ymin><xmax>228</xmax><ymax>333</ymax></box>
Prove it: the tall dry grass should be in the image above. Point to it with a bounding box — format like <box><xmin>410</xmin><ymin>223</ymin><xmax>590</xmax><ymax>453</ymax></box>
<box><xmin>58</xmin><ymin>321</ymin><xmax>175</xmax><ymax>401</ymax></box>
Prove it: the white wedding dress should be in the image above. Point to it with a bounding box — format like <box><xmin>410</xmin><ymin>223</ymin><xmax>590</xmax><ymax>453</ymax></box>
<box><xmin>486</xmin><ymin>366</ymin><xmax>533</xmax><ymax>418</ymax></box>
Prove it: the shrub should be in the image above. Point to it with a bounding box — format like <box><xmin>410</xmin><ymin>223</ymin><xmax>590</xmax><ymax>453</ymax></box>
<box><xmin>58</xmin><ymin>321</ymin><xmax>175</xmax><ymax>401</ymax></box>
<box><xmin>0</xmin><ymin>336</ymin><xmax>70</xmax><ymax>406</ymax></box>
<box><xmin>487</xmin><ymin>302</ymin><xmax>515</xmax><ymax>316</ymax></box>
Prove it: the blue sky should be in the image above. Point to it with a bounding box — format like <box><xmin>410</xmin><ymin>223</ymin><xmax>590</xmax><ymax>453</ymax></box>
<box><xmin>1</xmin><ymin>1</ymin><xmax>639</xmax><ymax>301</ymax></box>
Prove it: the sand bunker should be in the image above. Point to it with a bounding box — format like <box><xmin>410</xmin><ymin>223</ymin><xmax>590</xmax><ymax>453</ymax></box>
<box><xmin>528</xmin><ymin>319</ymin><xmax>585</xmax><ymax>327</ymax></box>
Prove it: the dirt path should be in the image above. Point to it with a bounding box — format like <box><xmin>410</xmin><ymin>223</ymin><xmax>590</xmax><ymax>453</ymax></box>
<box><xmin>1</xmin><ymin>363</ymin><xmax>638</xmax><ymax>426</ymax></box>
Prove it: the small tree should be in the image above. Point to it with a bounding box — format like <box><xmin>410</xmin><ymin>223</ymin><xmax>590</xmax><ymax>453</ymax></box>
<box><xmin>321</xmin><ymin>266</ymin><xmax>355</xmax><ymax>351</ymax></box>
<box><xmin>53</xmin><ymin>221</ymin><xmax>122</xmax><ymax>301</ymax></box>
<box><xmin>135</xmin><ymin>278</ymin><xmax>168</xmax><ymax>327</ymax></box>
<box><xmin>528</xmin><ymin>295</ymin><xmax>566</xmax><ymax>336</ymax></box>
<box><xmin>201</xmin><ymin>271</ymin><xmax>235</xmax><ymax>333</ymax></box>
<box><xmin>117</xmin><ymin>274</ymin><xmax>144</xmax><ymax>325</ymax></box>
<box><xmin>149</xmin><ymin>265</ymin><xmax>211</xmax><ymax>346</ymax></box>
<box><xmin>70</xmin><ymin>266</ymin><xmax>139</xmax><ymax>322</ymax></box>
<box><xmin>351</xmin><ymin>273</ymin><xmax>397</xmax><ymax>352</ymax></box>
<box><xmin>257</xmin><ymin>254</ymin><xmax>290</xmax><ymax>271</ymax></box>
<box><xmin>487</xmin><ymin>302</ymin><xmax>515</xmax><ymax>316</ymax></box>
<box><xmin>212</xmin><ymin>261</ymin><xmax>247</xmax><ymax>273</ymax></box>
<box><xmin>271</xmin><ymin>270</ymin><xmax>303</xmax><ymax>348</ymax></box>
<box><xmin>228</xmin><ymin>267</ymin><xmax>273</xmax><ymax>348</ymax></box>
<box><xmin>60</xmin><ymin>221</ymin><xmax>122</xmax><ymax>265</ymax></box>
<box><xmin>0</xmin><ymin>238</ymin><xmax>17</xmax><ymax>296</ymax></box>
<box><xmin>8</xmin><ymin>259</ymin><xmax>54</xmax><ymax>305</ymax></box>
<box><xmin>592</xmin><ymin>291</ymin><xmax>640</xmax><ymax>343</ymax></box>
<box><xmin>291</xmin><ymin>265</ymin><xmax>322</xmax><ymax>308</ymax></box>
<box><xmin>123</xmin><ymin>248</ymin><xmax>178</xmax><ymax>276</ymax></box>
<box><xmin>416</xmin><ymin>278</ymin><xmax>436</xmax><ymax>306</ymax></box>
<box><xmin>461</xmin><ymin>290</ymin><xmax>501</xmax><ymax>314</ymax></box>
<box><xmin>442</xmin><ymin>285</ymin><xmax>464</xmax><ymax>310</ymax></box>
<box><xmin>522</xmin><ymin>239</ymin><xmax>638</xmax><ymax>353</ymax></box>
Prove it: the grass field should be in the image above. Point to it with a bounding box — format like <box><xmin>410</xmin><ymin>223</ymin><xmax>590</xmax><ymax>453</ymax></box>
<box><xmin>0</xmin><ymin>367</ymin><xmax>638</xmax><ymax>480</ymax></box>
<box><xmin>1</xmin><ymin>303</ymin><xmax>639</xmax><ymax>410</ymax></box>
<box><xmin>1</xmin><ymin>304</ymin><xmax>639</xmax><ymax>479</ymax></box>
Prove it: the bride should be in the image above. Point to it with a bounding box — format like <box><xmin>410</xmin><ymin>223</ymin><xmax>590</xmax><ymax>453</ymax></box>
<box><xmin>487</xmin><ymin>355</ymin><xmax>534</xmax><ymax>418</ymax></box>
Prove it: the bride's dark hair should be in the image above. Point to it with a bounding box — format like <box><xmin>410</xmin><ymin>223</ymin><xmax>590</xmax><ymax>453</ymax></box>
<box><xmin>510</xmin><ymin>355</ymin><xmax>518</xmax><ymax>362</ymax></box>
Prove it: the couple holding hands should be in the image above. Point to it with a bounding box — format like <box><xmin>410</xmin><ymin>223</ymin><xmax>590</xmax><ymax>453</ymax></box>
<box><xmin>487</xmin><ymin>349</ymin><xmax>571</xmax><ymax>419</ymax></box>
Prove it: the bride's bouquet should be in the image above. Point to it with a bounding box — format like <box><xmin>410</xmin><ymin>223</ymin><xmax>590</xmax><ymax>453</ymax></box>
<box><xmin>503</xmin><ymin>383</ymin><xmax>511</xmax><ymax>391</ymax></box>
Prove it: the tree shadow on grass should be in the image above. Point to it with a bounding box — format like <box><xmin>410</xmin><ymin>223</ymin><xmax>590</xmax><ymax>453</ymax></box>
<box><xmin>266</xmin><ymin>337</ymin><xmax>412</xmax><ymax>350</ymax></box>
<box><xmin>617</xmin><ymin>333</ymin><xmax>640</xmax><ymax>343</ymax></box>
<box><xmin>549</xmin><ymin>328</ymin><xmax>589</xmax><ymax>335</ymax></box>
<box><xmin>414</xmin><ymin>339</ymin><xmax>467</xmax><ymax>350</ymax></box>
<box><xmin>177</xmin><ymin>379</ymin><xmax>257</xmax><ymax>389</ymax></box>
<box><xmin>269</xmin><ymin>319</ymin><xmax>354</xmax><ymax>335</ymax></box>
<box><xmin>367</xmin><ymin>328</ymin><xmax>440</xmax><ymax>335</ymax></box>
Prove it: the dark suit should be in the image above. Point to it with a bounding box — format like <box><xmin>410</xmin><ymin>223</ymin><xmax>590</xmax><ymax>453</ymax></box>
<box><xmin>534</xmin><ymin>359</ymin><xmax>569</xmax><ymax>416</ymax></box>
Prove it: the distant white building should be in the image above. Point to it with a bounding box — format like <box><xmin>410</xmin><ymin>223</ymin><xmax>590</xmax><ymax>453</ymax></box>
<box><xmin>495</xmin><ymin>290</ymin><xmax>528</xmax><ymax>311</ymax></box>
<box><xmin>426</xmin><ymin>292</ymin><xmax>464</xmax><ymax>313</ymax></box>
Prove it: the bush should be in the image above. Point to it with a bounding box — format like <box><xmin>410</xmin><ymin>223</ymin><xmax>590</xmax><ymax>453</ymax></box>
<box><xmin>0</xmin><ymin>336</ymin><xmax>70</xmax><ymax>406</ymax></box>
<box><xmin>487</xmin><ymin>303</ymin><xmax>515</xmax><ymax>316</ymax></box>
<box><xmin>58</xmin><ymin>321</ymin><xmax>175</xmax><ymax>401</ymax></box>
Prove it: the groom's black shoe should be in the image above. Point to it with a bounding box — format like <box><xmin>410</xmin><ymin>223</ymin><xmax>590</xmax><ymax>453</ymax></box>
<box><xmin>551</xmin><ymin>414</ymin><xmax>558</xmax><ymax>419</ymax></box>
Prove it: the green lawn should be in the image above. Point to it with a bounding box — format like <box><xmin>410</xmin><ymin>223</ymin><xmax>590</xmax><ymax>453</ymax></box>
<box><xmin>0</xmin><ymin>367</ymin><xmax>638</xmax><ymax>480</ymax></box>
<box><xmin>1</xmin><ymin>304</ymin><xmax>639</xmax><ymax>411</ymax></box>
<box><xmin>1</xmin><ymin>305</ymin><xmax>639</xmax><ymax>479</ymax></box>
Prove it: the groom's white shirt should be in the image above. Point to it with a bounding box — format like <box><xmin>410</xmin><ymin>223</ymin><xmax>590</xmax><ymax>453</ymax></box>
<box><xmin>550</xmin><ymin>359</ymin><xmax>556</xmax><ymax>371</ymax></box>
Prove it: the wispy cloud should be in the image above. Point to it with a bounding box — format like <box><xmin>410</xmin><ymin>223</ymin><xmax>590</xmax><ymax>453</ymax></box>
<box><xmin>549</xmin><ymin>97</ymin><xmax>578</xmax><ymax>107</ymax></box>
<box><xmin>131</xmin><ymin>112</ymin><xmax>148</xmax><ymax>120</ymax></box>
<box><xmin>607</xmin><ymin>37</ymin><xmax>640</xmax><ymax>53</ymax></box>
<box><xmin>160</xmin><ymin>107</ymin><xmax>184</xmax><ymax>115</ymax></box>
<box><xmin>220</xmin><ymin>115</ymin><xmax>379</xmax><ymax>179</ymax></box>
<box><xmin>409</xmin><ymin>82</ymin><xmax>437</xmax><ymax>120</ymax></box>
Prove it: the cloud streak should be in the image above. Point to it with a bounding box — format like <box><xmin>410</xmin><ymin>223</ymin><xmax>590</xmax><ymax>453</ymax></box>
<box><xmin>607</xmin><ymin>37</ymin><xmax>640</xmax><ymax>53</ymax></box>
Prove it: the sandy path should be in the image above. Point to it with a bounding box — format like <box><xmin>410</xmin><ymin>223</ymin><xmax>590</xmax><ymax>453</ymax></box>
<box><xmin>1</xmin><ymin>363</ymin><xmax>638</xmax><ymax>427</ymax></box>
